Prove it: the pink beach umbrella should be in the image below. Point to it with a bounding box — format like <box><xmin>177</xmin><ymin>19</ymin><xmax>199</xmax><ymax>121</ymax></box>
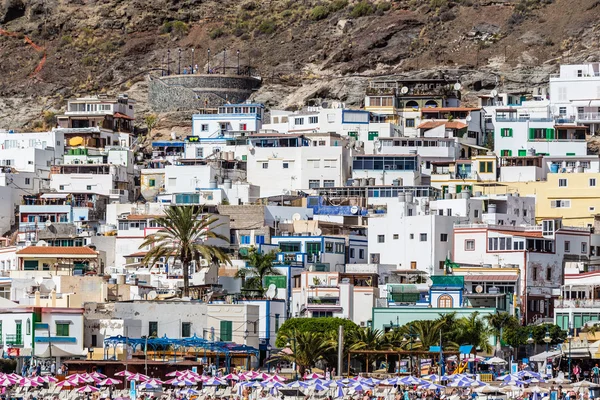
<box><xmin>265</xmin><ymin>374</ymin><xmax>287</xmax><ymax>382</ymax></box>
<box><xmin>19</xmin><ymin>378</ymin><xmax>39</xmax><ymax>387</ymax></box>
<box><xmin>0</xmin><ymin>377</ymin><xmax>14</xmax><ymax>387</ymax></box>
<box><xmin>44</xmin><ymin>376</ymin><xmax>59</xmax><ymax>383</ymax></box>
<box><xmin>56</xmin><ymin>380</ymin><xmax>77</xmax><ymax>388</ymax></box>
<box><xmin>305</xmin><ymin>373</ymin><xmax>324</xmax><ymax>380</ymax></box>
<box><xmin>98</xmin><ymin>378</ymin><xmax>121</xmax><ymax>386</ymax></box>
<box><xmin>76</xmin><ymin>385</ymin><xmax>100</xmax><ymax>393</ymax></box>
<box><xmin>224</xmin><ymin>373</ymin><xmax>240</xmax><ymax>381</ymax></box>
<box><xmin>145</xmin><ymin>378</ymin><xmax>164</xmax><ymax>386</ymax></box>
<box><xmin>241</xmin><ymin>371</ymin><xmax>259</xmax><ymax>380</ymax></box>
<box><xmin>67</xmin><ymin>375</ymin><xmax>90</xmax><ymax>385</ymax></box>
<box><xmin>126</xmin><ymin>373</ymin><xmax>149</xmax><ymax>382</ymax></box>
<box><xmin>255</xmin><ymin>373</ymin><xmax>271</xmax><ymax>381</ymax></box>
<box><xmin>115</xmin><ymin>370</ymin><xmax>134</xmax><ymax>378</ymax></box>
<box><xmin>90</xmin><ymin>372</ymin><xmax>107</xmax><ymax>379</ymax></box>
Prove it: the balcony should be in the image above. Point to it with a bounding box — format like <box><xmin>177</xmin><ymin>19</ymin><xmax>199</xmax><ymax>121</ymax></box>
<box><xmin>496</xmin><ymin>117</ymin><xmax>554</xmax><ymax>123</ymax></box>
<box><xmin>554</xmin><ymin>299</ymin><xmax>600</xmax><ymax>309</ymax></box>
<box><xmin>577</xmin><ymin>113</ymin><xmax>600</xmax><ymax>122</ymax></box>
<box><xmin>5</xmin><ymin>334</ymin><xmax>23</xmax><ymax>346</ymax></box>
<box><xmin>109</xmin><ymin>189</ymin><xmax>128</xmax><ymax>201</ymax></box>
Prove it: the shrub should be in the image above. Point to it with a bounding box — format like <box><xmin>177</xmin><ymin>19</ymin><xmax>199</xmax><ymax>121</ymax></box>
<box><xmin>311</xmin><ymin>5</ymin><xmax>330</xmax><ymax>20</ymax></box>
<box><xmin>281</xmin><ymin>9</ymin><xmax>293</xmax><ymax>18</ymax></box>
<box><xmin>82</xmin><ymin>55</ymin><xmax>95</xmax><ymax>66</ymax></box>
<box><xmin>350</xmin><ymin>1</ymin><xmax>374</xmax><ymax>18</ymax></box>
<box><xmin>60</xmin><ymin>35</ymin><xmax>73</xmax><ymax>45</ymax></box>
<box><xmin>329</xmin><ymin>0</ymin><xmax>349</xmax><ymax>12</ymax></box>
<box><xmin>257</xmin><ymin>19</ymin><xmax>276</xmax><ymax>34</ymax></box>
<box><xmin>439</xmin><ymin>10</ymin><xmax>455</xmax><ymax>21</ymax></box>
<box><xmin>161</xmin><ymin>20</ymin><xmax>189</xmax><ymax>37</ymax></box>
<box><xmin>209</xmin><ymin>27</ymin><xmax>225</xmax><ymax>39</ymax></box>
<box><xmin>241</xmin><ymin>1</ymin><xmax>258</xmax><ymax>11</ymax></box>
<box><xmin>377</xmin><ymin>2</ymin><xmax>392</xmax><ymax>12</ymax></box>
<box><xmin>430</xmin><ymin>0</ymin><xmax>448</xmax><ymax>8</ymax></box>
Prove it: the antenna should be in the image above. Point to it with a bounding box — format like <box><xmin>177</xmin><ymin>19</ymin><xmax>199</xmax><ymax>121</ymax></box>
<box><xmin>466</xmin><ymin>115</ymin><xmax>472</xmax><ymax>122</ymax></box>
<box><xmin>292</xmin><ymin>213</ymin><xmax>302</xmax><ymax>221</ymax></box>
<box><xmin>490</xmin><ymin>89</ymin><xmax>498</xmax><ymax>97</ymax></box>
<box><xmin>147</xmin><ymin>290</ymin><xmax>158</xmax><ymax>301</ymax></box>
<box><xmin>313</xmin><ymin>228</ymin><xmax>322</xmax><ymax>236</ymax></box>
<box><xmin>453</xmin><ymin>82</ymin><xmax>462</xmax><ymax>91</ymax></box>
<box><xmin>265</xmin><ymin>284</ymin><xmax>277</xmax><ymax>299</ymax></box>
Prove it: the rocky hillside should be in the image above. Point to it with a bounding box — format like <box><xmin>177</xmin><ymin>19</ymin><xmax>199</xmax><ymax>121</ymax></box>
<box><xmin>0</xmin><ymin>0</ymin><xmax>599</xmax><ymax>131</ymax></box>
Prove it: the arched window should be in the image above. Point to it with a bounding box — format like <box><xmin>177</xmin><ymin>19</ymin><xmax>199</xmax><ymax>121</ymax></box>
<box><xmin>406</xmin><ymin>101</ymin><xmax>419</xmax><ymax>110</ymax></box>
<box><xmin>26</xmin><ymin>318</ymin><xmax>31</xmax><ymax>335</ymax></box>
<box><xmin>438</xmin><ymin>294</ymin><xmax>453</xmax><ymax>308</ymax></box>
<box><xmin>425</xmin><ymin>100</ymin><xmax>439</xmax><ymax>108</ymax></box>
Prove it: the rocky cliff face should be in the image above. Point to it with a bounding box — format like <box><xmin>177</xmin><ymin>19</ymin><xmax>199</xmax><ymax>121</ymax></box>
<box><xmin>0</xmin><ymin>0</ymin><xmax>598</xmax><ymax>130</ymax></box>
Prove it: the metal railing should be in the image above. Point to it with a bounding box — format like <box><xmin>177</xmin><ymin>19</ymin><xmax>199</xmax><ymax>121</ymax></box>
<box><xmin>454</xmin><ymin>223</ymin><xmax>543</xmax><ymax>231</ymax></box>
<box><xmin>5</xmin><ymin>334</ymin><xmax>22</xmax><ymax>346</ymax></box>
<box><xmin>554</xmin><ymin>299</ymin><xmax>600</xmax><ymax>309</ymax></box>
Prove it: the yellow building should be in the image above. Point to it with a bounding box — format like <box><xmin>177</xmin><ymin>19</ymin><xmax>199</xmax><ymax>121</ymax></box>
<box><xmin>474</xmin><ymin>172</ymin><xmax>600</xmax><ymax>228</ymax></box>
<box><xmin>431</xmin><ymin>154</ymin><xmax>498</xmax><ymax>196</ymax></box>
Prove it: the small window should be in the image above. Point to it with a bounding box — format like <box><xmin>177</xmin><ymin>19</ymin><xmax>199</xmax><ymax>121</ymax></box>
<box><xmin>294</xmin><ymin>118</ymin><xmax>304</xmax><ymax>125</ymax></box>
<box><xmin>559</xmin><ymin>179</ymin><xmax>568</xmax><ymax>187</ymax></box>
<box><xmin>565</xmin><ymin>241</ymin><xmax>570</xmax><ymax>253</ymax></box>
<box><xmin>393</xmin><ymin>234</ymin><xmax>399</xmax><ymax>240</ymax></box>
<box><xmin>283</xmin><ymin>162</ymin><xmax>289</xmax><ymax>169</ymax></box>
<box><xmin>479</xmin><ymin>161</ymin><xmax>493</xmax><ymax>173</ymax></box>
<box><xmin>577</xmin><ymin>70</ymin><xmax>583</xmax><ymax>77</ymax></box>
<box><xmin>590</xmin><ymin>178</ymin><xmax>596</xmax><ymax>187</ymax></box>
<box><xmin>91</xmin><ymin>334</ymin><xmax>97</xmax><ymax>347</ymax></box>
<box><xmin>377</xmin><ymin>235</ymin><xmax>385</xmax><ymax>243</ymax></box>
<box><xmin>465</xmin><ymin>240</ymin><xmax>475</xmax><ymax>251</ymax></box>
<box><xmin>323</xmin><ymin>180</ymin><xmax>335</xmax><ymax>188</ymax></box>
<box><xmin>56</xmin><ymin>323</ymin><xmax>70</xmax><ymax>337</ymax></box>
<box><xmin>409</xmin><ymin>234</ymin><xmax>414</xmax><ymax>239</ymax></box>
<box><xmin>546</xmin><ymin>268</ymin><xmax>552</xmax><ymax>281</ymax></box>
<box><xmin>201</xmin><ymin>124</ymin><xmax>209</xmax><ymax>132</ymax></box>
<box><xmin>582</xmin><ymin>242</ymin><xmax>588</xmax><ymax>254</ymax></box>
<box><xmin>359</xmin><ymin>249</ymin><xmax>365</xmax><ymax>259</ymax></box>
<box><xmin>25</xmin><ymin>178</ymin><xmax>31</xmax><ymax>185</ymax></box>
<box><xmin>447</xmin><ymin>209</ymin><xmax>452</xmax><ymax>216</ymax></box>
<box><xmin>419</xmin><ymin>233</ymin><xmax>427</xmax><ymax>242</ymax></box>
<box><xmin>262</xmin><ymin>162</ymin><xmax>268</xmax><ymax>169</ymax></box>
<box><xmin>474</xmin><ymin>210</ymin><xmax>479</xmax><ymax>218</ymax></box>
<box><xmin>440</xmin><ymin>233</ymin><xmax>448</xmax><ymax>242</ymax></box>
<box><xmin>308</xmin><ymin>180</ymin><xmax>320</xmax><ymax>189</ymax></box>
<box><xmin>86</xmin><ymin>185</ymin><xmax>92</xmax><ymax>190</ymax></box>
<box><xmin>59</xmin><ymin>185</ymin><xmax>65</xmax><ymax>190</ymax></box>
<box><xmin>405</xmin><ymin>119</ymin><xmax>415</xmax><ymax>128</ymax></box>
<box><xmin>149</xmin><ymin>179</ymin><xmax>156</xmax><ymax>187</ymax></box>
<box><xmin>181</xmin><ymin>322</ymin><xmax>191</xmax><ymax>338</ymax></box>
<box><xmin>149</xmin><ymin>321</ymin><xmax>158</xmax><ymax>336</ymax></box>
<box><xmin>309</xmin><ymin>116</ymin><xmax>318</xmax><ymax>124</ymax></box>
<box><xmin>350</xmin><ymin>248</ymin><xmax>355</xmax><ymax>258</ymax></box>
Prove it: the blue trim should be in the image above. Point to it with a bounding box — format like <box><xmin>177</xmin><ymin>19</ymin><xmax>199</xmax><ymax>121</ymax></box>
<box><xmin>35</xmin><ymin>337</ymin><xmax>77</xmax><ymax>343</ymax></box>
<box><xmin>193</xmin><ymin>114</ymin><xmax>261</xmax><ymax>121</ymax></box>
<box><xmin>265</xmin><ymin>301</ymin><xmax>271</xmax><ymax>343</ymax></box>
<box><xmin>34</xmin><ymin>323</ymin><xmax>49</xmax><ymax>330</ymax></box>
<box><xmin>152</xmin><ymin>141</ymin><xmax>185</xmax><ymax>147</ymax></box>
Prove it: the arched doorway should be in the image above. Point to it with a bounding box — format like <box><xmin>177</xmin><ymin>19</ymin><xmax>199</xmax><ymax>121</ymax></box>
<box><xmin>425</xmin><ymin>100</ymin><xmax>438</xmax><ymax>108</ymax></box>
<box><xmin>438</xmin><ymin>294</ymin><xmax>453</xmax><ymax>308</ymax></box>
<box><xmin>406</xmin><ymin>101</ymin><xmax>419</xmax><ymax>110</ymax></box>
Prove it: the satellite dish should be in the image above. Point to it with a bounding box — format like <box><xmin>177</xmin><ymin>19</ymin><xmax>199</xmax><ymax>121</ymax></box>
<box><xmin>37</xmin><ymin>240</ymin><xmax>48</xmax><ymax>247</ymax></box>
<box><xmin>266</xmin><ymin>284</ymin><xmax>277</xmax><ymax>299</ymax></box>
<box><xmin>292</xmin><ymin>213</ymin><xmax>302</xmax><ymax>221</ymax></box>
<box><xmin>426</xmin><ymin>278</ymin><xmax>433</xmax><ymax>286</ymax></box>
<box><xmin>147</xmin><ymin>290</ymin><xmax>158</xmax><ymax>300</ymax></box>
<box><xmin>400</xmin><ymin>86</ymin><xmax>409</xmax><ymax>94</ymax></box>
<box><xmin>466</xmin><ymin>115</ymin><xmax>472</xmax><ymax>122</ymax></box>
<box><xmin>350</xmin><ymin>206</ymin><xmax>359</xmax><ymax>215</ymax></box>
<box><xmin>341</xmin><ymin>278</ymin><xmax>350</xmax><ymax>284</ymax></box>
<box><xmin>313</xmin><ymin>228</ymin><xmax>322</xmax><ymax>236</ymax></box>
<box><xmin>453</xmin><ymin>82</ymin><xmax>462</xmax><ymax>91</ymax></box>
<box><xmin>475</xmin><ymin>285</ymin><xmax>484</xmax><ymax>293</ymax></box>
<box><xmin>490</xmin><ymin>89</ymin><xmax>498</xmax><ymax>97</ymax></box>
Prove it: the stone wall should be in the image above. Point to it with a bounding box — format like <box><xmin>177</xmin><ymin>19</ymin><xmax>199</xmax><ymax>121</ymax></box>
<box><xmin>148</xmin><ymin>74</ymin><xmax>262</xmax><ymax>112</ymax></box>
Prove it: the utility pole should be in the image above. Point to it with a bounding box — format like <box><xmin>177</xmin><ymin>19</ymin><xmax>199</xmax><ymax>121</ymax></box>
<box><xmin>207</xmin><ymin>48</ymin><xmax>211</xmax><ymax>73</ymax></box>
<box><xmin>223</xmin><ymin>49</ymin><xmax>226</xmax><ymax>74</ymax></box>
<box><xmin>337</xmin><ymin>325</ymin><xmax>344</xmax><ymax>378</ymax></box>
<box><xmin>178</xmin><ymin>48</ymin><xmax>181</xmax><ymax>74</ymax></box>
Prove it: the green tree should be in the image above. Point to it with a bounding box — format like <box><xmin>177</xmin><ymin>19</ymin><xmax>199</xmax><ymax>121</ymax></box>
<box><xmin>451</xmin><ymin>312</ymin><xmax>493</xmax><ymax>353</ymax></box>
<box><xmin>349</xmin><ymin>327</ymin><xmax>390</xmax><ymax>351</ymax></box>
<box><xmin>235</xmin><ymin>248</ymin><xmax>280</xmax><ymax>296</ymax></box>
<box><xmin>276</xmin><ymin>317</ymin><xmax>358</xmax><ymax>347</ymax></box>
<box><xmin>485</xmin><ymin>312</ymin><xmax>519</xmax><ymax>349</ymax></box>
<box><xmin>144</xmin><ymin>114</ymin><xmax>158</xmax><ymax>138</ymax></box>
<box><xmin>274</xmin><ymin>330</ymin><xmax>335</xmax><ymax>375</ymax></box>
<box><xmin>140</xmin><ymin>206</ymin><xmax>231</xmax><ymax>297</ymax></box>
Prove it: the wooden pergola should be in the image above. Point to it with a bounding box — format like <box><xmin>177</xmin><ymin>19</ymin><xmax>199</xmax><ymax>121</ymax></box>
<box><xmin>347</xmin><ymin>349</ymin><xmax>460</xmax><ymax>377</ymax></box>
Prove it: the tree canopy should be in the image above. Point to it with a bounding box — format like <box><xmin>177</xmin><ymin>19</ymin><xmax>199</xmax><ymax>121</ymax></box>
<box><xmin>275</xmin><ymin>317</ymin><xmax>359</xmax><ymax>347</ymax></box>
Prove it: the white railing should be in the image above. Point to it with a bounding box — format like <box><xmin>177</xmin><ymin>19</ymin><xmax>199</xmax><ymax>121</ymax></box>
<box><xmin>454</xmin><ymin>223</ymin><xmax>543</xmax><ymax>231</ymax></box>
<box><xmin>555</xmin><ymin>299</ymin><xmax>600</xmax><ymax>309</ymax></box>
<box><xmin>577</xmin><ymin>113</ymin><xmax>600</xmax><ymax>121</ymax></box>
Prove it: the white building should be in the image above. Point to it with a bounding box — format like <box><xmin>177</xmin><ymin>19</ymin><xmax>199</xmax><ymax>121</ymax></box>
<box><xmin>246</xmin><ymin>133</ymin><xmax>351</xmax><ymax>197</ymax></box>
<box><xmin>192</xmin><ymin>104</ymin><xmax>264</xmax><ymax>138</ymax></box>
<box><xmin>351</xmin><ymin>154</ymin><xmax>422</xmax><ymax>186</ymax></box>
<box><xmin>549</xmin><ymin>63</ymin><xmax>600</xmax><ymax>135</ymax></box>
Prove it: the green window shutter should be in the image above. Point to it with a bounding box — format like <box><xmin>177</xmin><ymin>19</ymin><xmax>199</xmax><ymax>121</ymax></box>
<box><xmin>518</xmin><ymin>149</ymin><xmax>527</xmax><ymax>157</ymax></box>
<box><xmin>508</xmin><ymin>150</ymin><xmax>512</xmax><ymax>156</ymax></box>
<box><xmin>479</xmin><ymin>162</ymin><xmax>485</xmax><ymax>173</ymax></box>
<box><xmin>23</xmin><ymin>260</ymin><xmax>38</xmax><ymax>271</ymax></box>
<box><xmin>220</xmin><ymin>320</ymin><xmax>232</xmax><ymax>341</ymax></box>
<box><xmin>528</xmin><ymin>128</ymin><xmax>534</xmax><ymax>140</ymax></box>
<box><xmin>509</xmin><ymin>128</ymin><xmax>513</xmax><ymax>137</ymax></box>
<box><xmin>546</xmin><ymin>128</ymin><xmax>554</xmax><ymax>140</ymax></box>
<box><xmin>567</xmin><ymin>153</ymin><xmax>575</xmax><ymax>156</ymax></box>
<box><xmin>368</xmin><ymin>132</ymin><xmax>378</xmax><ymax>141</ymax></box>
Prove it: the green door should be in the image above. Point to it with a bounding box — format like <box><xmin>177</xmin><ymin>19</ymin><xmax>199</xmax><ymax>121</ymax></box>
<box><xmin>16</xmin><ymin>322</ymin><xmax>22</xmax><ymax>345</ymax></box>
<box><xmin>518</xmin><ymin>149</ymin><xmax>527</xmax><ymax>157</ymax></box>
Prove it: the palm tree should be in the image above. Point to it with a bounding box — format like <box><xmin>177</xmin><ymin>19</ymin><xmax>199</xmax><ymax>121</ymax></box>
<box><xmin>140</xmin><ymin>206</ymin><xmax>231</xmax><ymax>297</ymax></box>
<box><xmin>274</xmin><ymin>331</ymin><xmax>335</xmax><ymax>375</ymax></box>
<box><xmin>389</xmin><ymin>320</ymin><xmax>458</xmax><ymax>351</ymax></box>
<box><xmin>349</xmin><ymin>327</ymin><xmax>390</xmax><ymax>351</ymax></box>
<box><xmin>235</xmin><ymin>248</ymin><xmax>280</xmax><ymax>297</ymax></box>
<box><xmin>453</xmin><ymin>312</ymin><xmax>493</xmax><ymax>354</ymax></box>
<box><xmin>485</xmin><ymin>312</ymin><xmax>518</xmax><ymax>350</ymax></box>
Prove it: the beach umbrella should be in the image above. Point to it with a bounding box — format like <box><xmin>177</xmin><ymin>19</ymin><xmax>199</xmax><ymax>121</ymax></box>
<box><xmin>529</xmin><ymin>386</ymin><xmax>549</xmax><ymax>393</ymax></box>
<box><xmin>265</xmin><ymin>381</ymin><xmax>285</xmax><ymax>389</ymax></box>
<box><xmin>180</xmin><ymin>388</ymin><xmax>199</xmax><ymax>395</ymax></box>
<box><xmin>98</xmin><ymin>378</ymin><xmax>121</xmax><ymax>386</ymax></box>
<box><xmin>399</xmin><ymin>376</ymin><xmax>425</xmax><ymax>386</ymax></box>
<box><xmin>146</xmin><ymin>378</ymin><xmax>164</xmax><ymax>386</ymax></box>
<box><xmin>287</xmin><ymin>381</ymin><xmax>310</xmax><ymax>388</ymax></box>
<box><xmin>448</xmin><ymin>378</ymin><xmax>477</xmax><ymax>388</ymax></box>
<box><xmin>305</xmin><ymin>373</ymin><xmax>324</xmax><ymax>379</ymax></box>
<box><xmin>476</xmin><ymin>385</ymin><xmax>506</xmax><ymax>394</ymax></box>
<box><xmin>76</xmin><ymin>385</ymin><xmax>100</xmax><ymax>393</ymax></box>
<box><xmin>91</xmin><ymin>372</ymin><xmax>107</xmax><ymax>379</ymax></box>
<box><xmin>0</xmin><ymin>377</ymin><xmax>14</xmax><ymax>387</ymax></box>
<box><xmin>362</xmin><ymin>378</ymin><xmax>381</xmax><ymax>386</ymax></box>
<box><xmin>485</xmin><ymin>357</ymin><xmax>508</xmax><ymax>365</ymax></box>
<box><xmin>265</xmin><ymin>374</ymin><xmax>287</xmax><ymax>382</ymax></box>
<box><xmin>56</xmin><ymin>380</ymin><xmax>77</xmax><ymax>388</ymax></box>
<box><xmin>420</xmin><ymin>382</ymin><xmax>446</xmax><ymax>390</ymax></box>
<box><xmin>310</xmin><ymin>382</ymin><xmax>329</xmax><ymax>391</ymax></box>
<box><xmin>224</xmin><ymin>373</ymin><xmax>240</xmax><ymax>381</ymax></box>
<box><xmin>255</xmin><ymin>372</ymin><xmax>271</xmax><ymax>380</ymax></box>
<box><xmin>66</xmin><ymin>374</ymin><xmax>91</xmax><ymax>385</ymax></box>
<box><xmin>380</xmin><ymin>378</ymin><xmax>399</xmax><ymax>386</ymax></box>
<box><xmin>501</xmin><ymin>380</ymin><xmax>526</xmax><ymax>387</ymax></box>
<box><xmin>45</xmin><ymin>376</ymin><xmax>59</xmax><ymax>383</ymax></box>
<box><xmin>169</xmin><ymin>379</ymin><xmax>196</xmax><ymax>387</ymax></box>
<box><xmin>30</xmin><ymin>376</ymin><xmax>46</xmax><ymax>384</ymax></box>
<box><xmin>242</xmin><ymin>371</ymin><xmax>259</xmax><ymax>380</ymax></box>
<box><xmin>350</xmin><ymin>383</ymin><xmax>371</xmax><ymax>392</ymax></box>
<box><xmin>204</xmin><ymin>377</ymin><xmax>226</xmax><ymax>386</ymax></box>
<box><xmin>335</xmin><ymin>386</ymin><xmax>345</xmax><ymax>398</ymax></box>
<box><xmin>127</xmin><ymin>373</ymin><xmax>149</xmax><ymax>382</ymax></box>
<box><xmin>573</xmin><ymin>381</ymin><xmax>599</xmax><ymax>389</ymax></box>
<box><xmin>137</xmin><ymin>382</ymin><xmax>159</xmax><ymax>390</ymax></box>
<box><xmin>423</xmin><ymin>374</ymin><xmax>441</xmax><ymax>382</ymax></box>
<box><xmin>19</xmin><ymin>378</ymin><xmax>39</xmax><ymax>387</ymax></box>
<box><xmin>115</xmin><ymin>370</ymin><xmax>134</xmax><ymax>378</ymax></box>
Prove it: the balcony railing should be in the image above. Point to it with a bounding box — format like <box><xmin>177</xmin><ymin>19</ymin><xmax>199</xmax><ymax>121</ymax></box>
<box><xmin>5</xmin><ymin>334</ymin><xmax>23</xmax><ymax>346</ymax></box>
<box><xmin>554</xmin><ymin>299</ymin><xmax>600</xmax><ymax>309</ymax></box>
<box><xmin>496</xmin><ymin>117</ymin><xmax>554</xmax><ymax>123</ymax></box>
<box><xmin>577</xmin><ymin>113</ymin><xmax>600</xmax><ymax>121</ymax></box>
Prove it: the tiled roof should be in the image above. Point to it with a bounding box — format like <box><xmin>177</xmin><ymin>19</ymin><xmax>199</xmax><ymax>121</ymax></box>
<box><xmin>125</xmin><ymin>214</ymin><xmax>163</xmax><ymax>220</ymax></box>
<box><xmin>495</xmin><ymin>230</ymin><xmax>543</xmax><ymax>238</ymax></box>
<box><xmin>418</xmin><ymin>121</ymin><xmax>468</xmax><ymax>129</ymax></box>
<box><xmin>16</xmin><ymin>246</ymin><xmax>98</xmax><ymax>255</ymax></box>
<box><xmin>463</xmin><ymin>275</ymin><xmax>519</xmax><ymax>282</ymax></box>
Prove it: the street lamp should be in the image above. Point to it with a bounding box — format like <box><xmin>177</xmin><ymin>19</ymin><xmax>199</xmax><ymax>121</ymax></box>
<box><xmin>167</xmin><ymin>49</ymin><xmax>171</xmax><ymax>75</ymax></box>
<box><xmin>567</xmin><ymin>329</ymin><xmax>573</xmax><ymax>380</ymax></box>
<box><xmin>178</xmin><ymin>48</ymin><xmax>181</xmax><ymax>74</ymax></box>
<box><xmin>544</xmin><ymin>328</ymin><xmax>552</xmax><ymax>352</ymax></box>
<box><xmin>266</xmin><ymin>344</ymin><xmax>272</xmax><ymax>373</ymax></box>
<box><xmin>191</xmin><ymin>48</ymin><xmax>195</xmax><ymax>74</ymax></box>
<box><xmin>527</xmin><ymin>332</ymin><xmax>535</xmax><ymax>357</ymax></box>
<box><xmin>402</xmin><ymin>326</ymin><xmax>420</xmax><ymax>376</ymax></box>
<box><xmin>237</xmin><ymin>49</ymin><xmax>240</xmax><ymax>75</ymax></box>
<box><xmin>207</xmin><ymin>48</ymin><xmax>211</xmax><ymax>73</ymax></box>
<box><xmin>244</xmin><ymin>329</ymin><xmax>249</xmax><ymax>370</ymax></box>
<box><xmin>223</xmin><ymin>48</ymin><xmax>226</xmax><ymax>74</ymax></box>
<box><xmin>287</xmin><ymin>331</ymin><xmax>298</xmax><ymax>381</ymax></box>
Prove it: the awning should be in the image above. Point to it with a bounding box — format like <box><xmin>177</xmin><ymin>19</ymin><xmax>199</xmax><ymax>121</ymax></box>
<box><xmin>464</xmin><ymin>275</ymin><xmax>519</xmax><ymax>282</ymax></box>
<box><xmin>40</xmin><ymin>193</ymin><xmax>69</xmax><ymax>199</ymax></box>
<box><xmin>463</xmin><ymin>143</ymin><xmax>490</xmax><ymax>151</ymax></box>
<box><xmin>571</xmin><ymin>100</ymin><xmax>600</xmax><ymax>107</ymax></box>
<box><xmin>530</xmin><ymin>350</ymin><xmax>561</xmax><ymax>362</ymax></box>
<box><xmin>562</xmin><ymin>349</ymin><xmax>590</xmax><ymax>359</ymax></box>
<box><xmin>36</xmin><ymin>345</ymin><xmax>87</xmax><ymax>358</ymax></box>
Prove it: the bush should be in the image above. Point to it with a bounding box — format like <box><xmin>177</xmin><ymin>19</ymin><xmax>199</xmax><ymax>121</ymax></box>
<box><xmin>209</xmin><ymin>27</ymin><xmax>225</xmax><ymax>39</ymax></box>
<box><xmin>350</xmin><ymin>1</ymin><xmax>374</xmax><ymax>18</ymax></box>
<box><xmin>377</xmin><ymin>1</ymin><xmax>392</xmax><ymax>12</ymax></box>
<box><xmin>60</xmin><ymin>35</ymin><xmax>73</xmax><ymax>45</ymax></box>
<box><xmin>81</xmin><ymin>55</ymin><xmax>95</xmax><ymax>66</ymax></box>
<box><xmin>430</xmin><ymin>0</ymin><xmax>448</xmax><ymax>8</ymax></box>
<box><xmin>281</xmin><ymin>9</ymin><xmax>293</xmax><ymax>18</ymax></box>
<box><xmin>275</xmin><ymin>317</ymin><xmax>359</xmax><ymax>348</ymax></box>
<box><xmin>310</xmin><ymin>5</ymin><xmax>330</xmax><ymax>20</ymax></box>
<box><xmin>161</xmin><ymin>20</ymin><xmax>189</xmax><ymax>37</ymax></box>
<box><xmin>329</xmin><ymin>0</ymin><xmax>349</xmax><ymax>12</ymax></box>
<box><xmin>439</xmin><ymin>10</ymin><xmax>456</xmax><ymax>21</ymax></box>
<box><xmin>257</xmin><ymin>19</ymin><xmax>276</xmax><ymax>34</ymax></box>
